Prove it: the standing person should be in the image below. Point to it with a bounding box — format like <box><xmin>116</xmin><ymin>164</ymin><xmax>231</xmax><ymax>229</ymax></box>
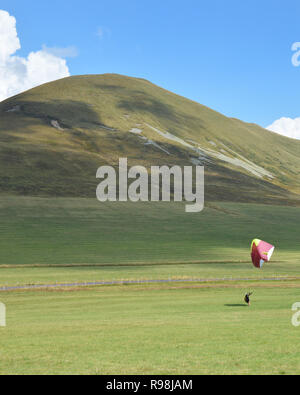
<box><xmin>244</xmin><ymin>292</ymin><xmax>253</xmax><ymax>306</ymax></box>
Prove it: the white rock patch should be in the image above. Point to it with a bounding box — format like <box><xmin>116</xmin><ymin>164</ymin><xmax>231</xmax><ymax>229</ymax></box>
<box><xmin>146</xmin><ymin>123</ymin><xmax>273</xmax><ymax>179</ymax></box>
<box><xmin>146</xmin><ymin>124</ymin><xmax>210</xmax><ymax>163</ymax></box>
<box><xmin>216</xmin><ymin>143</ymin><xmax>274</xmax><ymax>179</ymax></box>
<box><xmin>146</xmin><ymin>124</ymin><xmax>193</xmax><ymax>149</ymax></box>
<box><xmin>190</xmin><ymin>158</ymin><xmax>203</xmax><ymax>165</ymax></box>
<box><xmin>144</xmin><ymin>139</ymin><xmax>170</xmax><ymax>155</ymax></box>
<box><xmin>196</xmin><ymin>144</ymin><xmax>274</xmax><ymax>179</ymax></box>
<box><xmin>129</xmin><ymin>128</ymin><xmax>143</xmax><ymax>135</ymax></box>
<box><xmin>51</xmin><ymin>120</ymin><xmax>64</xmax><ymax>131</ymax></box>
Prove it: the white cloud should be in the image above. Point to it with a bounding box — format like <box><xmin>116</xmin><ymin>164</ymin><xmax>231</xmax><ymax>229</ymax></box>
<box><xmin>0</xmin><ymin>10</ymin><xmax>71</xmax><ymax>102</ymax></box>
<box><xmin>0</xmin><ymin>10</ymin><xmax>20</xmax><ymax>63</ymax></box>
<box><xmin>266</xmin><ymin>117</ymin><xmax>300</xmax><ymax>140</ymax></box>
<box><xmin>42</xmin><ymin>45</ymin><xmax>78</xmax><ymax>58</ymax></box>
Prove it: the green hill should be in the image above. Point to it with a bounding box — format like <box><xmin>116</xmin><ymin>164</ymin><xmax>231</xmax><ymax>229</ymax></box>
<box><xmin>0</xmin><ymin>73</ymin><xmax>299</xmax><ymax>204</ymax></box>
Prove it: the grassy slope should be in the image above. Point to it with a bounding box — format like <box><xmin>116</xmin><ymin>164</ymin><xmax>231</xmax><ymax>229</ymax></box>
<box><xmin>0</xmin><ymin>74</ymin><xmax>299</xmax><ymax>203</ymax></box>
<box><xmin>1</xmin><ymin>285</ymin><xmax>300</xmax><ymax>374</ymax></box>
<box><xmin>0</xmin><ymin>197</ymin><xmax>299</xmax><ymax>287</ymax></box>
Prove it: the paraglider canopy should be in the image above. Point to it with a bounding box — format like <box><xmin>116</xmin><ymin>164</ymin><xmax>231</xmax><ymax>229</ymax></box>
<box><xmin>251</xmin><ymin>239</ymin><xmax>275</xmax><ymax>268</ymax></box>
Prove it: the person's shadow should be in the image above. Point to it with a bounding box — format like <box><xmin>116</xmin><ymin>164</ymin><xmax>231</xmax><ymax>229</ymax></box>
<box><xmin>224</xmin><ymin>304</ymin><xmax>247</xmax><ymax>307</ymax></box>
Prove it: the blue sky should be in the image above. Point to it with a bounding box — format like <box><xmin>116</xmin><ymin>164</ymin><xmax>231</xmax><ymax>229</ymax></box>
<box><xmin>1</xmin><ymin>0</ymin><xmax>300</xmax><ymax>132</ymax></box>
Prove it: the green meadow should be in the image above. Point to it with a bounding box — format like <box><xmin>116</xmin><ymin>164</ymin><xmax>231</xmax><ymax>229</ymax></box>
<box><xmin>0</xmin><ymin>285</ymin><xmax>300</xmax><ymax>375</ymax></box>
<box><xmin>0</xmin><ymin>196</ymin><xmax>299</xmax><ymax>374</ymax></box>
<box><xmin>0</xmin><ymin>196</ymin><xmax>299</xmax><ymax>269</ymax></box>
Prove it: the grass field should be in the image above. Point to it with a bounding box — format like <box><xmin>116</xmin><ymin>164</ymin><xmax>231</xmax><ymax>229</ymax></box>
<box><xmin>0</xmin><ymin>197</ymin><xmax>299</xmax><ymax>267</ymax></box>
<box><xmin>0</xmin><ymin>196</ymin><xmax>299</xmax><ymax>374</ymax></box>
<box><xmin>0</xmin><ymin>284</ymin><xmax>300</xmax><ymax>375</ymax></box>
<box><xmin>0</xmin><ymin>197</ymin><xmax>299</xmax><ymax>287</ymax></box>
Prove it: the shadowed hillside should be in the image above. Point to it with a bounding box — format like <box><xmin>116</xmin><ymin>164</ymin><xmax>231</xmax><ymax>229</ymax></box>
<box><xmin>0</xmin><ymin>73</ymin><xmax>299</xmax><ymax>204</ymax></box>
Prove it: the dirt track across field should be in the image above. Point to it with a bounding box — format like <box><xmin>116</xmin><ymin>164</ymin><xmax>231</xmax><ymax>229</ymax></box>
<box><xmin>1</xmin><ymin>276</ymin><xmax>299</xmax><ymax>292</ymax></box>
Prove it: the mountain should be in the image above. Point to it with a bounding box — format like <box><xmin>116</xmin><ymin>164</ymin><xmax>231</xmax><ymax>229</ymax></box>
<box><xmin>0</xmin><ymin>73</ymin><xmax>299</xmax><ymax>204</ymax></box>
